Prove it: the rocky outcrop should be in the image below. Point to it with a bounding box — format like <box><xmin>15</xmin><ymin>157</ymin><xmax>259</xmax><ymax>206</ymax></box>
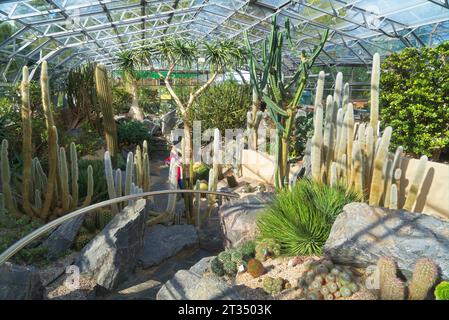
<box><xmin>324</xmin><ymin>202</ymin><xmax>449</xmax><ymax>280</ymax></box>
<box><xmin>75</xmin><ymin>199</ymin><xmax>147</xmax><ymax>292</ymax></box>
<box><xmin>0</xmin><ymin>262</ymin><xmax>44</xmax><ymax>300</ymax></box>
<box><xmin>219</xmin><ymin>193</ymin><xmax>273</xmax><ymax>248</ymax></box>
<box><xmin>138</xmin><ymin>224</ymin><xmax>199</xmax><ymax>269</ymax></box>
<box><xmin>42</xmin><ymin>215</ymin><xmax>84</xmax><ymax>259</ymax></box>
<box><xmin>156</xmin><ymin>257</ymin><xmax>241</xmax><ymax>300</ymax></box>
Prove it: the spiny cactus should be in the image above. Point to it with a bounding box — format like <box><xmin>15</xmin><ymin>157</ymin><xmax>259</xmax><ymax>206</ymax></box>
<box><xmin>377</xmin><ymin>256</ymin><xmax>406</xmax><ymax>300</ymax></box>
<box><xmin>95</xmin><ymin>64</ymin><xmax>118</xmax><ymax>165</ymax></box>
<box><xmin>20</xmin><ymin>66</ymin><xmax>33</xmax><ymax>216</ymax></box>
<box><xmin>263</xmin><ymin>277</ymin><xmax>285</xmax><ymax>295</ymax></box>
<box><xmin>369</xmin><ymin>127</ymin><xmax>392</xmax><ymax>206</ymax></box>
<box><xmin>97</xmin><ymin>208</ymin><xmax>115</xmax><ymax>230</ymax></box>
<box><xmin>255</xmin><ymin>238</ymin><xmax>281</xmax><ymax>261</ymax></box>
<box><xmin>311</xmin><ymin>104</ymin><xmax>323</xmax><ymax>182</ymax></box>
<box><xmin>223</xmin><ymin>260</ymin><xmax>237</xmax><ymax>277</ymax></box>
<box><xmin>104</xmin><ymin>151</ymin><xmax>119</xmax><ymax>214</ymax></box>
<box><xmin>370</xmin><ymin>53</ymin><xmax>380</xmax><ymax>140</ymax></box>
<box><xmin>74</xmin><ymin>233</ymin><xmax>94</xmax><ymax>251</ymax></box>
<box><xmin>1</xmin><ymin>140</ymin><xmax>18</xmax><ymax>217</ymax></box>
<box><xmin>403</xmin><ymin>155</ymin><xmax>428</xmax><ymax>211</ymax></box>
<box><xmin>83</xmin><ymin>212</ymin><xmax>97</xmax><ymax>232</ymax></box>
<box><xmin>239</xmin><ymin>240</ymin><xmax>256</xmax><ymax>260</ymax></box>
<box><xmin>247</xmin><ymin>258</ymin><xmax>265</xmax><ymax>278</ymax></box>
<box><xmin>210</xmin><ymin>257</ymin><xmax>225</xmax><ymax>277</ymax></box>
<box><xmin>408</xmin><ymin>257</ymin><xmax>439</xmax><ymax>300</ymax></box>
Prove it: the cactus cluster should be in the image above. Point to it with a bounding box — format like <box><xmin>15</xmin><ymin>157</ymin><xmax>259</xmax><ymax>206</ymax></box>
<box><xmin>308</xmin><ymin>53</ymin><xmax>428</xmax><ymax>212</ymax></box>
<box><xmin>211</xmin><ymin>246</ymin><xmax>255</xmax><ymax>278</ymax></box>
<box><xmin>255</xmin><ymin>238</ymin><xmax>281</xmax><ymax>261</ymax></box>
<box><xmin>0</xmin><ymin>63</ymin><xmax>94</xmax><ymax>221</ymax></box>
<box><xmin>377</xmin><ymin>256</ymin><xmax>439</xmax><ymax>300</ymax></box>
<box><xmin>298</xmin><ymin>258</ymin><xmax>361</xmax><ymax>300</ymax></box>
<box><xmin>82</xmin><ymin>208</ymin><xmax>115</xmax><ymax>232</ymax></box>
<box><xmin>239</xmin><ymin>240</ymin><xmax>256</xmax><ymax>261</ymax></box>
<box><xmin>245</xmin><ymin>15</ymin><xmax>329</xmax><ymax>188</ymax></box>
<box><xmin>74</xmin><ymin>231</ymin><xmax>96</xmax><ymax>251</ymax></box>
<box><xmin>263</xmin><ymin>277</ymin><xmax>288</xmax><ymax>295</ymax></box>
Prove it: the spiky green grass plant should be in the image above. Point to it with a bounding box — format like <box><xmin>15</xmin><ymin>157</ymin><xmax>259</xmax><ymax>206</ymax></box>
<box><xmin>257</xmin><ymin>179</ymin><xmax>360</xmax><ymax>256</ymax></box>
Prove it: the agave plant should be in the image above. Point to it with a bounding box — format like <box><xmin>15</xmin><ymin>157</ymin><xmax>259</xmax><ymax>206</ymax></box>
<box><xmin>257</xmin><ymin>178</ymin><xmax>359</xmax><ymax>256</ymax></box>
<box><xmin>115</xmin><ymin>50</ymin><xmax>144</xmax><ymax>121</ymax></box>
<box><xmin>245</xmin><ymin>15</ymin><xmax>329</xmax><ymax>188</ymax></box>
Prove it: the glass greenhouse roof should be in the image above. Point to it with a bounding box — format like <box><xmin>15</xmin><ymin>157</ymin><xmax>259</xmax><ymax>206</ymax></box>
<box><xmin>0</xmin><ymin>0</ymin><xmax>448</xmax><ymax>83</ymax></box>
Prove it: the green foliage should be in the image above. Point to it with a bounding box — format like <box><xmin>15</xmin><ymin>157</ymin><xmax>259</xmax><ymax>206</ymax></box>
<box><xmin>210</xmin><ymin>257</ymin><xmax>225</xmax><ymax>277</ymax></box>
<box><xmin>193</xmin><ymin>162</ymin><xmax>210</xmax><ymax>182</ymax></box>
<box><xmin>117</xmin><ymin>120</ymin><xmax>151</xmax><ymax>147</ymax></box>
<box><xmin>291</xmin><ymin>110</ymin><xmax>314</xmax><ymax>158</ymax></box>
<box><xmin>223</xmin><ymin>260</ymin><xmax>238</xmax><ymax>277</ymax></box>
<box><xmin>0</xmin><ymin>211</ymin><xmax>49</xmax><ymax>265</ymax></box>
<box><xmin>380</xmin><ymin>42</ymin><xmax>449</xmax><ymax>159</ymax></box>
<box><xmin>435</xmin><ymin>281</ymin><xmax>449</xmax><ymax>300</ymax></box>
<box><xmin>138</xmin><ymin>87</ymin><xmax>160</xmax><ymax>114</ymax></box>
<box><xmin>60</xmin><ymin>122</ymin><xmax>104</xmax><ymax>158</ymax></box>
<box><xmin>112</xmin><ymin>84</ymin><xmax>133</xmax><ymax>114</ymax></box>
<box><xmin>189</xmin><ymin>81</ymin><xmax>251</xmax><ymax>132</ymax></box>
<box><xmin>257</xmin><ymin>179</ymin><xmax>360</xmax><ymax>256</ymax></box>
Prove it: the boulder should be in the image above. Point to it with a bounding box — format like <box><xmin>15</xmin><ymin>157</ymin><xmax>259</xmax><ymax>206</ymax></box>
<box><xmin>219</xmin><ymin>192</ymin><xmax>274</xmax><ymax>248</ymax></box>
<box><xmin>75</xmin><ymin>199</ymin><xmax>147</xmax><ymax>292</ymax></box>
<box><xmin>156</xmin><ymin>257</ymin><xmax>241</xmax><ymax>300</ymax></box>
<box><xmin>0</xmin><ymin>262</ymin><xmax>44</xmax><ymax>300</ymax></box>
<box><xmin>161</xmin><ymin>109</ymin><xmax>177</xmax><ymax>135</ymax></box>
<box><xmin>324</xmin><ymin>202</ymin><xmax>449</xmax><ymax>280</ymax></box>
<box><xmin>42</xmin><ymin>215</ymin><xmax>85</xmax><ymax>259</ymax></box>
<box><xmin>142</xmin><ymin>119</ymin><xmax>161</xmax><ymax>136</ymax></box>
<box><xmin>139</xmin><ymin>224</ymin><xmax>199</xmax><ymax>269</ymax></box>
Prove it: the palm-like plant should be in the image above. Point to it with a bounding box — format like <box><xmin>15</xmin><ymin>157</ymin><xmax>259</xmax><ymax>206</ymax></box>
<box><xmin>116</xmin><ymin>50</ymin><xmax>144</xmax><ymax>121</ymax></box>
<box><xmin>133</xmin><ymin>37</ymin><xmax>245</xmax><ymax>224</ymax></box>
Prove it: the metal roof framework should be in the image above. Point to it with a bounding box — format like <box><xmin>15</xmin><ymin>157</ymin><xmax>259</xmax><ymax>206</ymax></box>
<box><xmin>0</xmin><ymin>0</ymin><xmax>448</xmax><ymax>83</ymax></box>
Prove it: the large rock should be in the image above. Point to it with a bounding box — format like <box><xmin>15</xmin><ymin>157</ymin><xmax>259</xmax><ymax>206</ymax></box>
<box><xmin>42</xmin><ymin>215</ymin><xmax>85</xmax><ymax>259</ymax></box>
<box><xmin>75</xmin><ymin>199</ymin><xmax>147</xmax><ymax>292</ymax></box>
<box><xmin>161</xmin><ymin>109</ymin><xmax>177</xmax><ymax>135</ymax></box>
<box><xmin>139</xmin><ymin>224</ymin><xmax>198</xmax><ymax>269</ymax></box>
<box><xmin>0</xmin><ymin>262</ymin><xmax>44</xmax><ymax>300</ymax></box>
<box><xmin>324</xmin><ymin>202</ymin><xmax>449</xmax><ymax>280</ymax></box>
<box><xmin>219</xmin><ymin>192</ymin><xmax>273</xmax><ymax>248</ymax></box>
<box><xmin>156</xmin><ymin>257</ymin><xmax>241</xmax><ymax>300</ymax></box>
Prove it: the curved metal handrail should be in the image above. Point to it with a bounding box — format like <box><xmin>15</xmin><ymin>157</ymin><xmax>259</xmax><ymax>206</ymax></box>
<box><xmin>0</xmin><ymin>189</ymin><xmax>238</xmax><ymax>266</ymax></box>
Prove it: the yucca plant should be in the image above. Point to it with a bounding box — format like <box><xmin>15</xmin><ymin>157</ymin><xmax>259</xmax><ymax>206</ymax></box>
<box><xmin>116</xmin><ymin>50</ymin><xmax>144</xmax><ymax>121</ymax></box>
<box><xmin>257</xmin><ymin>178</ymin><xmax>360</xmax><ymax>256</ymax></box>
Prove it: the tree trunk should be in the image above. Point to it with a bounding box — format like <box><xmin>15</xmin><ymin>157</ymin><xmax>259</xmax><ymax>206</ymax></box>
<box><xmin>128</xmin><ymin>80</ymin><xmax>144</xmax><ymax>121</ymax></box>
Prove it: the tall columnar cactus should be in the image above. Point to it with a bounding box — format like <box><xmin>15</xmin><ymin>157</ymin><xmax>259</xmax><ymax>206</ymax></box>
<box><xmin>40</xmin><ymin>61</ymin><xmax>58</xmax><ymax>219</ymax></box>
<box><xmin>408</xmin><ymin>258</ymin><xmax>439</xmax><ymax>300</ymax></box>
<box><xmin>370</xmin><ymin>53</ymin><xmax>380</xmax><ymax>140</ymax></box>
<box><xmin>314</xmin><ymin>71</ymin><xmax>325</xmax><ymax>107</ymax></box>
<box><xmin>1</xmin><ymin>140</ymin><xmax>18</xmax><ymax>217</ymax></box>
<box><xmin>245</xmin><ymin>14</ymin><xmax>329</xmax><ymax>188</ymax></box>
<box><xmin>104</xmin><ymin>151</ymin><xmax>119</xmax><ymax>214</ymax></box>
<box><xmin>81</xmin><ymin>165</ymin><xmax>93</xmax><ymax>208</ymax></box>
<box><xmin>20</xmin><ymin>66</ymin><xmax>33</xmax><ymax>216</ymax></box>
<box><xmin>342</xmin><ymin>82</ymin><xmax>350</xmax><ymax>112</ymax></box>
<box><xmin>311</xmin><ymin>105</ymin><xmax>323</xmax><ymax>182</ymax></box>
<box><xmin>333</xmin><ymin>72</ymin><xmax>343</xmax><ymax>109</ymax></box>
<box><xmin>368</xmin><ymin>126</ymin><xmax>392</xmax><ymax>206</ymax></box>
<box><xmin>95</xmin><ymin>64</ymin><xmax>118</xmax><ymax>165</ymax></box>
<box><xmin>403</xmin><ymin>155</ymin><xmax>428</xmax><ymax>211</ymax></box>
<box><xmin>70</xmin><ymin>142</ymin><xmax>79</xmax><ymax>210</ymax></box>
<box><xmin>58</xmin><ymin>147</ymin><xmax>70</xmax><ymax>211</ymax></box>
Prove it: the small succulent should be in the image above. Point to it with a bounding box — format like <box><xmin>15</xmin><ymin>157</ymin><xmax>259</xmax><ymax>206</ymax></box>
<box><xmin>74</xmin><ymin>233</ymin><xmax>94</xmax><ymax>251</ymax></box>
<box><xmin>218</xmin><ymin>251</ymin><xmax>232</xmax><ymax>264</ymax></box>
<box><xmin>247</xmin><ymin>258</ymin><xmax>265</xmax><ymax>278</ymax></box>
<box><xmin>239</xmin><ymin>240</ymin><xmax>256</xmax><ymax>260</ymax></box>
<box><xmin>340</xmin><ymin>286</ymin><xmax>352</xmax><ymax>297</ymax></box>
<box><xmin>435</xmin><ymin>281</ymin><xmax>449</xmax><ymax>300</ymax></box>
<box><xmin>230</xmin><ymin>250</ymin><xmax>243</xmax><ymax>264</ymax></box>
<box><xmin>255</xmin><ymin>238</ymin><xmax>281</xmax><ymax>261</ymax></box>
<box><xmin>210</xmin><ymin>257</ymin><xmax>225</xmax><ymax>277</ymax></box>
<box><xmin>83</xmin><ymin>212</ymin><xmax>97</xmax><ymax>232</ymax></box>
<box><xmin>263</xmin><ymin>277</ymin><xmax>285</xmax><ymax>295</ymax></box>
<box><xmin>223</xmin><ymin>260</ymin><xmax>237</xmax><ymax>277</ymax></box>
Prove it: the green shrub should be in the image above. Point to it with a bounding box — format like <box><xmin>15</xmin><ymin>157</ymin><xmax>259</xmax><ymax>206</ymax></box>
<box><xmin>257</xmin><ymin>179</ymin><xmax>360</xmax><ymax>256</ymax></box>
<box><xmin>117</xmin><ymin>120</ymin><xmax>151</xmax><ymax>147</ymax></box>
<box><xmin>112</xmin><ymin>85</ymin><xmax>132</xmax><ymax>114</ymax></box>
<box><xmin>61</xmin><ymin>122</ymin><xmax>104</xmax><ymax>158</ymax></box>
<box><xmin>189</xmin><ymin>80</ymin><xmax>251</xmax><ymax>133</ymax></box>
<box><xmin>138</xmin><ymin>87</ymin><xmax>160</xmax><ymax>114</ymax></box>
<box><xmin>380</xmin><ymin>42</ymin><xmax>449</xmax><ymax>160</ymax></box>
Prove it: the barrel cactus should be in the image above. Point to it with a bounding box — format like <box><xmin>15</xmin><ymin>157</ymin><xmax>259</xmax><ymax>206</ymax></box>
<box><xmin>247</xmin><ymin>258</ymin><xmax>265</xmax><ymax>278</ymax></box>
